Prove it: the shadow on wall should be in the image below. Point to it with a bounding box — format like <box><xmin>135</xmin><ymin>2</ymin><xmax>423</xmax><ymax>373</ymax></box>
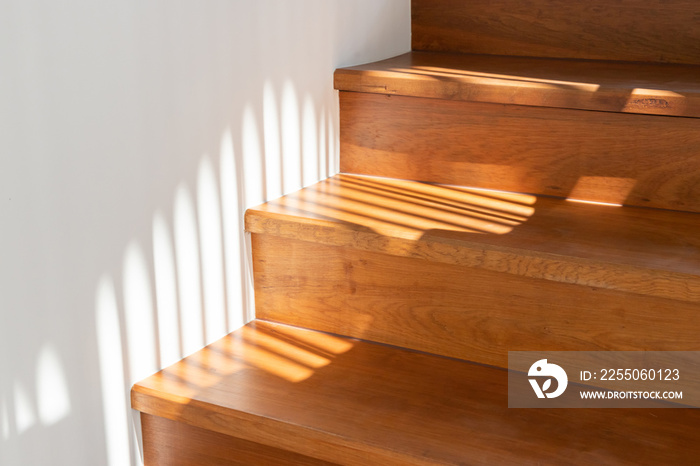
<box><xmin>2</xmin><ymin>80</ymin><xmax>338</xmax><ymax>465</ymax></box>
<box><xmin>94</xmin><ymin>82</ymin><xmax>338</xmax><ymax>466</ymax></box>
<box><xmin>0</xmin><ymin>1</ymin><xmax>410</xmax><ymax>465</ymax></box>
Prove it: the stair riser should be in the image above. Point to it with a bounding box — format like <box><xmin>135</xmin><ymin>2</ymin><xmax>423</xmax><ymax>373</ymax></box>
<box><xmin>141</xmin><ymin>414</ymin><xmax>334</xmax><ymax>466</ymax></box>
<box><xmin>340</xmin><ymin>92</ymin><xmax>700</xmax><ymax>213</ymax></box>
<box><xmin>253</xmin><ymin>234</ymin><xmax>700</xmax><ymax>369</ymax></box>
<box><xmin>412</xmin><ymin>0</ymin><xmax>700</xmax><ymax>65</ymax></box>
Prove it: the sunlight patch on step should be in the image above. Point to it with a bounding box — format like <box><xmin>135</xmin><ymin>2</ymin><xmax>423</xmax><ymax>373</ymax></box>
<box><xmin>566</xmin><ymin>176</ymin><xmax>636</xmax><ymax>206</ymax></box>
<box><xmin>264</xmin><ymin>324</ymin><xmax>354</xmax><ymax>355</ymax></box>
<box><xmin>234</xmin><ymin>340</ymin><xmax>315</xmax><ymax>383</ymax></box>
<box><xmin>169</xmin><ymin>352</ymin><xmax>246</xmax><ymax>391</ymax></box>
<box><xmin>339</xmin><ymin>175</ymin><xmax>535</xmax><ymax>216</ymax></box>
<box><xmin>263</xmin><ymin>174</ymin><xmax>536</xmax><ymax>238</ymax></box>
<box><xmin>233</xmin><ymin>325</ymin><xmax>354</xmax><ymax>383</ymax></box>
<box><xmin>136</xmin><ymin>349</ymin><xmax>247</xmax><ymax>401</ymax></box>
<box><xmin>630</xmin><ymin>89</ymin><xmax>683</xmax><ymax>98</ymax></box>
<box><xmin>334</xmin><ymin>185</ymin><xmax>520</xmax><ymax>232</ymax></box>
<box><xmin>240</xmin><ymin>331</ymin><xmax>331</xmax><ymax>369</ymax></box>
<box><xmin>355</xmin><ymin>175</ymin><xmax>537</xmax><ymax>207</ymax></box>
<box><xmin>137</xmin><ymin>325</ymin><xmax>355</xmax><ymax>403</ymax></box>
<box><xmin>389</xmin><ymin>66</ymin><xmax>601</xmax><ymax>92</ymax></box>
<box><xmin>567</xmin><ymin>199</ymin><xmax>623</xmax><ymax>207</ymax></box>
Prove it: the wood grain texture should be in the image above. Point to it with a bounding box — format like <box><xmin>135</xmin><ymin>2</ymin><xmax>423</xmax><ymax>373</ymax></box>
<box><xmin>252</xmin><ymin>234</ymin><xmax>700</xmax><ymax>368</ymax></box>
<box><xmin>133</xmin><ymin>320</ymin><xmax>700</xmax><ymax>466</ymax></box>
<box><xmin>412</xmin><ymin>0</ymin><xmax>700</xmax><ymax>64</ymax></box>
<box><xmin>335</xmin><ymin>51</ymin><xmax>700</xmax><ymax>117</ymax></box>
<box><xmin>141</xmin><ymin>413</ymin><xmax>334</xmax><ymax>466</ymax></box>
<box><xmin>339</xmin><ymin>92</ymin><xmax>700</xmax><ymax>212</ymax></box>
<box><xmin>246</xmin><ymin>174</ymin><xmax>700</xmax><ymax>303</ymax></box>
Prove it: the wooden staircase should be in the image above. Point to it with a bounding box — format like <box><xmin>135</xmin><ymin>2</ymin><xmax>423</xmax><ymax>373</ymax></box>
<box><xmin>132</xmin><ymin>1</ymin><xmax>700</xmax><ymax>464</ymax></box>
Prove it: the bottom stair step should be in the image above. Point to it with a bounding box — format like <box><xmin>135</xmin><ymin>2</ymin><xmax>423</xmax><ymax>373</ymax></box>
<box><xmin>132</xmin><ymin>320</ymin><xmax>700</xmax><ymax>465</ymax></box>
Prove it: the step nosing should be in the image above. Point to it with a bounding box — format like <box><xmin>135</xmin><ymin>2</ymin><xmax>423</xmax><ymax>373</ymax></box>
<box><xmin>335</xmin><ymin>51</ymin><xmax>700</xmax><ymax>118</ymax></box>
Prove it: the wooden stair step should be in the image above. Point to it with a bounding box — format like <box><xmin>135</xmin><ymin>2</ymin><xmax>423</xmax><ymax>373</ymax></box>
<box><xmin>335</xmin><ymin>51</ymin><xmax>700</xmax><ymax>118</ymax></box>
<box><xmin>132</xmin><ymin>320</ymin><xmax>700</xmax><ymax>465</ymax></box>
<box><xmin>246</xmin><ymin>174</ymin><xmax>700</xmax><ymax>366</ymax></box>
<box><xmin>411</xmin><ymin>0</ymin><xmax>700</xmax><ymax>65</ymax></box>
<box><xmin>246</xmin><ymin>174</ymin><xmax>700</xmax><ymax>302</ymax></box>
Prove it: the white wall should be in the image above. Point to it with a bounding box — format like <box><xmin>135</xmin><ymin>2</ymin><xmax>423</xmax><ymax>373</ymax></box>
<box><xmin>0</xmin><ymin>1</ymin><xmax>410</xmax><ymax>464</ymax></box>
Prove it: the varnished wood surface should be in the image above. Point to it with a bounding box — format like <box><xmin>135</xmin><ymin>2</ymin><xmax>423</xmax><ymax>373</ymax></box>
<box><xmin>133</xmin><ymin>320</ymin><xmax>700</xmax><ymax>465</ymax></box>
<box><xmin>412</xmin><ymin>0</ymin><xmax>700</xmax><ymax>65</ymax></box>
<box><xmin>246</xmin><ymin>174</ymin><xmax>700</xmax><ymax>303</ymax></box>
<box><xmin>339</xmin><ymin>92</ymin><xmax>700</xmax><ymax>213</ymax></box>
<box><xmin>253</xmin><ymin>234</ymin><xmax>700</xmax><ymax>367</ymax></box>
<box><xmin>335</xmin><ymin>51</ymin><xmax>700</xmax><ymax>117</ymax></box>
<box><xmin>142</xmin><ymin>413</ymin><xmax>334</xmax><ymax>466</ymax></box>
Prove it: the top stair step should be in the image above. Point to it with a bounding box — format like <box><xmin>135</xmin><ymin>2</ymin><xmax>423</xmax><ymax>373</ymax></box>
<box><xmin>412</xmin><ymin>0</ymin><xmax>700</xmax><ymax>65</ymax></box>
<box><xmin>335</xmin><ymin>51</ymin><xmax>700</xmax><ymax>117</ymax></box>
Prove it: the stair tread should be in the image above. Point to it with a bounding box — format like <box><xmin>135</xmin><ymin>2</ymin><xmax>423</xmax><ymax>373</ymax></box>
<box><xmin>246</xmin><ymin>174</ymin><xmax>700</xmax><ymax>302</ymax></box>
<box><xmin>132</xmin><ymin>320</ymin><xmax>700</xmax><ymax>465</ymax></box>
<box><xmin>334</xmin><ymin>51</ymin><xmax>700</xmax><ymax>117</ymax></box>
